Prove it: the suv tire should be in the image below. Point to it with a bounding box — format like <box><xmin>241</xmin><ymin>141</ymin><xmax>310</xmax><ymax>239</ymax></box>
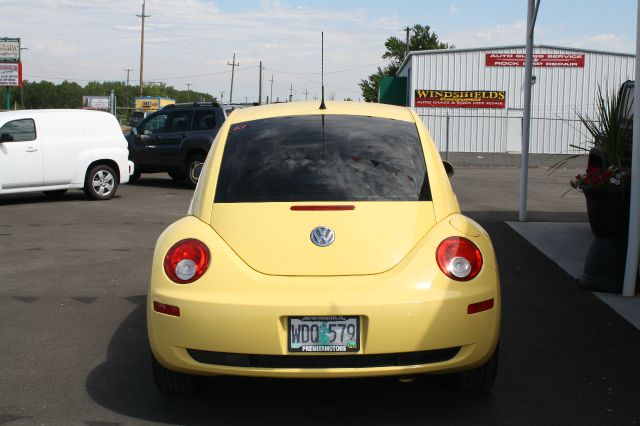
<box><xmin>186</xmin><ymin>154</ymin><xmax>205</xmax><ymax>188</ymax></box>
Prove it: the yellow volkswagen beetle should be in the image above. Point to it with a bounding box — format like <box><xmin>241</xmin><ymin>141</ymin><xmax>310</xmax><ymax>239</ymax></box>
<box><xmin>147</xmin><ymin>101</ymin><xmax>500</xmax><ymax>394</ymax></box>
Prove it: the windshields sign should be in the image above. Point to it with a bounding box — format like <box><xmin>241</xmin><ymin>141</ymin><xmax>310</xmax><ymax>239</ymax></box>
<box><xmin>415</xmin><ymin>90</ymin><xmax>506</xmax><ymax>108</ymax></box>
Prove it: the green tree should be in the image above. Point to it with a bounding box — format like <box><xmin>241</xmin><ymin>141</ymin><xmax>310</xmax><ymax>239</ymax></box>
<box><xmin>359</xmin><ymin>24</ymin><xmax>453</xmax><ymax>102</ymax></box>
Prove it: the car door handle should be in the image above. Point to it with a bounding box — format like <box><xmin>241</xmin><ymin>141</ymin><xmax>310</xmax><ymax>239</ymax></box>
<box><xmin>24</xmin><ymin>147</ymin><xmax>38</xmax><ymax>152</ymax></box>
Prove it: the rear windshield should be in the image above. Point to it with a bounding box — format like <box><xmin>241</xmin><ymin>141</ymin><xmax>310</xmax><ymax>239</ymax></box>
<box><xmin>214</xmin><ymin>114</ymin><xmax>430</xmax><ymax>202</ymax></box>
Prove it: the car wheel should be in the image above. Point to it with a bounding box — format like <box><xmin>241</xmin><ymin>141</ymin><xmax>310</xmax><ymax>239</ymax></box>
<box><xmin>168</xmin><ymin>171</ymin><xmax>187</xmax><ymax>181</ymax></box>
<box><xmin>186</xmin><ymin>154</ymin><xmax>205</xmax><ymax>188</ymax></box>
<box><xmin>84</xmin><ymin>164</ymin><xmax>118</xmax><ymax>200</ymax></box>
<box><xmin>43</xmin><ymin>189</ymin><xmax>68</xmax><ymax>198</ymax></box>
<box><xmin>151</xmin><ymin>352</ymin><xmax>199</xmax><ymax>395</ymax></box>
<box><xmin>447</xmin><ymin>344</ymin><xmax>499</xmax><ymax>392</ymax></box>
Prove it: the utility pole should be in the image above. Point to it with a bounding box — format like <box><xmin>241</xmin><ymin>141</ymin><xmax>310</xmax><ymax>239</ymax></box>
<box><xmin>219</xmin><ymin>91</ymin><xmax>224</xmax><ymax>103</ymax></box>
<box><xmin>20</xmin><ymin>47</ymin><xmax>28</xmax><ymax>109</ymax></box>
<box><xmin>303</xmin><ymin>89</ymin><xmax>309</xmax><ymax>101</ymax></box>
<box><xmin>137</xmin><ymin>0</ymin><xmax>150</xmax><ymax>96</ymax></box>
<box><xmin>404</xmin><ymin>26</ymin><xmax>411</xmax><ymax>58</ymax></box>
<box><xmin>289</xmin><ymin>83</ymin><xmax>293</xmax><ymax>102</ymax></box>
<box><xmin>269</xmin><ymin>74</ymin><xmax>274</xmax><ymax>104</ymax></box>
<box><xmin>258</xmin><ymin>61</ymin><xmax>263</xmax><ymax>105</ymax></box>
<box><xmin>124</xmin><ymin>68</ymin><xmax>133</xmax><ymax>114</ymax></box>
<box><xmin>227</xmin><ymin>53</ymin><xmax>239</xmax><ymax>103</ymax></box>
<box><xmin>185</xmin><ymin>83</ymin><xmax>192</xmax><ymax>102</ymax></box>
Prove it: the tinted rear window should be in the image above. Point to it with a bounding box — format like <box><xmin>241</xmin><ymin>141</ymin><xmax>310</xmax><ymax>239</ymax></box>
<box><xmin>215</xmin><ymin>114</ymin><xmax>430</xmax><ymax>202</ymax></box>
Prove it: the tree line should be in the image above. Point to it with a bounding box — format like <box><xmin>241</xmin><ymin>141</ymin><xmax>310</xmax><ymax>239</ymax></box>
<box><xmin>9</xmin><ymin>80</ymin><xmax>215</xmax><ymax>110</ymax></box>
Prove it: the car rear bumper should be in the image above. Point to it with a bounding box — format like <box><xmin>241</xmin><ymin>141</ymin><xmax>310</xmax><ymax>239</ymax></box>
<box><xmin>148</xmin><ymin>273</ymin><xmax>500</xmax><ymax>378</ymax></box>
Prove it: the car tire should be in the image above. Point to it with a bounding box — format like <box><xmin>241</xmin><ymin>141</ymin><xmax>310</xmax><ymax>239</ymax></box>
<box><xmin>447</xmin><ymin>344</ymin><xmax>499</xmax><ymax>392</ymax></box>
<box><xmin>168</xmin><ymin>171</ymin><xmax>187</xmax><ymax>181</ymax></box>
<box><xmin>84</xmin><ymin>164</ymin><xmax>118</xmax><ymax>200</ymax></box>
<box><xmin>151</xmin><ymin>352</ymin><xmax>199</xmax><ymax>395</ymax></box>
<box><xmin>43</xmin><ymin>189</ymin><xmax>68</xmax><ymax>198</ymax></box>
<box><xmin>186</xmin><ymin>154</ymin><xmax>205</xmax><ymax>188</ymax></box>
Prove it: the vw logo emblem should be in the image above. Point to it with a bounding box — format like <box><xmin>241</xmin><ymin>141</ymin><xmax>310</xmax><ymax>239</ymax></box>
<box><xmin>310</xmin><ymin>226</ymin><xmax>335</xmax><ymax>247</ymax></box>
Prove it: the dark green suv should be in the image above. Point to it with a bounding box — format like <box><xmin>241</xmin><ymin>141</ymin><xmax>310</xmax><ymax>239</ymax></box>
<box><xmin>126</xmin><ymin>102</ymin><xmax>226</xmax><ymax>187</ymax></box>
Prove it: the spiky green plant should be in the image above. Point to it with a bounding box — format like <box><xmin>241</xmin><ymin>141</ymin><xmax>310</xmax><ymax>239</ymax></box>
<box><xmin>550</xmin><ymin>85</ymin><xmax>633</xmax><ymax>174</ymax></box>
<box><xmin>576</xmin><ymin>85</ymin><xmax>633</xmax><ymax>170</ymax></box>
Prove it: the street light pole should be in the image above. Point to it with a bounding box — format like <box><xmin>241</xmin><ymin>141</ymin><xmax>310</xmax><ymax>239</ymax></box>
<box><xmin>519</xmin><ymin>0</ymin><xmax>541</xmax><ymax>222</ymax></box>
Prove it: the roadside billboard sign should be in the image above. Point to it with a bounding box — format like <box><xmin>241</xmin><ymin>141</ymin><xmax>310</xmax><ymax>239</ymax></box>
<box><xmin>0</xmin><ymin>63</ymin><xmax>22</xmax><ymax>87</ymax></box>
<box><xmin>0</xmin><ymin>38</ymin><xmax>21</xmax><ymax>62</ymax></box>
<box><xmin>415</xmin><ymin>89</ymin><xmax>506</xmax><ymax>108</ymax></box>
<box><xmin>485</xmin><ymin>53</ymin><xmax>585</xmax><ymax>68</ymax></box>
<box><xmin>82</xmin><ymin>96</ymin><xmax>111</xmax><ymax>110</ymax></box>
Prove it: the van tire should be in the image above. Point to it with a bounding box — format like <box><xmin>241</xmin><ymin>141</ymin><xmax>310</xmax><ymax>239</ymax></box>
<box><xmin>186</xmin><ymin>154</ymin><xmax>205</xmax><ymax>188</ymax></box>
<box><xmin>151</xmin><ymin>353</ymin><xmax>199</xmax><ymax>395</ymax></box>
<box><xmin>85</xmin><ymin>164</ymin><xmax>118</xmax><ymax>200</ymax></box>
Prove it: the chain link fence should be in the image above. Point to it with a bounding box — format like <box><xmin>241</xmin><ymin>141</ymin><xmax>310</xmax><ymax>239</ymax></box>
<box><xmin>418</xmin><ymin>113</ymin><xmax>588</xmax><ymax>157</ymax></box>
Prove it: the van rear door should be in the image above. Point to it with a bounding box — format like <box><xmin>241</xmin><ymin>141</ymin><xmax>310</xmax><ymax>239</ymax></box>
<box><xmin>0</xmin><ymin>117</ymin><xmax>43</xmax><ymax>189</ymax></box>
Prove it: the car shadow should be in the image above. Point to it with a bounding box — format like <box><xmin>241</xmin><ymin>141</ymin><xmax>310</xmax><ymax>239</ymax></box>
<box><xmin>0</xmin><ymin>192</ymin><xmax>123</xmax><ymax>205</ymax></box>
<box><xmin>85</xmin><ymin>301</ymin><xmax>499</xmax><ymax>425</ymax></box>
<box><xmin>129</xmin><ymin>175</ymin><xmax>194</xmax><ymax>190</ymax></box>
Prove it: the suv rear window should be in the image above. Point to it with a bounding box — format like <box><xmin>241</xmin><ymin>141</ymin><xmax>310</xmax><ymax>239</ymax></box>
<box><xmin>215</xmin><ymin>114</ymin><xmax>430</xmax><ymax>202</ymax></box>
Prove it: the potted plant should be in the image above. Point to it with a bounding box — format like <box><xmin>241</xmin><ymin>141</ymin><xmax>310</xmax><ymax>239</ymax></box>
<box><xmin>573</xmin><ymin>165</ymin><xmax>630</xmax><ymax>238</ymax></box>
<box><xmin>560</xmin><ymin>85</ymin><xmax>633</xmax><ymax>238</ymax></box>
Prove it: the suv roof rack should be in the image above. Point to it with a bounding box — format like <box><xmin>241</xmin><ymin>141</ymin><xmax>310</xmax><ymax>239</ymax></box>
<box><xmin>163</xmin><ymin>101</ymin><xmax>220</xmax><ymax>109</ymax></box>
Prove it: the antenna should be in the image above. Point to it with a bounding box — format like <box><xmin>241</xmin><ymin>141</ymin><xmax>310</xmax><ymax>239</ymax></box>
<box><xmin>319</xmin><ymin>32</ymin><xmax>326</xmax><ymax>110</ymax></box>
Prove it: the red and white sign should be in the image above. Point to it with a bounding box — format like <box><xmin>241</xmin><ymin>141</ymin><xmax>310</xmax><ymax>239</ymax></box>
<box><xmin>486</xmin><ymin>53</ymin><xmax>585</xmax><ymax>68</ymax></box>
<box><xmin>415</xmin><ymin>90</ymin><xmax>506</xmax><ymax>109</ymax></box>
<box><xmin>0</xmin><ymin>62</ymin><xmax>21</xmax><ymax>87</ymax></box>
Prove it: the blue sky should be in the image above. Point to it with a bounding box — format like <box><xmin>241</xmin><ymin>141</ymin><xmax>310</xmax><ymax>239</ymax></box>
<box><xmin>1</xmin><ymin>0</ymin><xmax>637</xmax><ymax>102</ymax></box>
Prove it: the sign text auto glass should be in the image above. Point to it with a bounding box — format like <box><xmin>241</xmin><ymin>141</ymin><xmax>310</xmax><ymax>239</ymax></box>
<box><xmin>415</xmin><ymin>90</ymin><xmax>506</xmax><ymax>109</ymax></box>
<box><xmin>486</xmin><ymin>53</ymin><xmax>585</xmax><ymax>68</ymax></box>
<box><xmin>0</xmin><ymin>38</ymin><xmax>20</xmax><ymax>62</ymax></box>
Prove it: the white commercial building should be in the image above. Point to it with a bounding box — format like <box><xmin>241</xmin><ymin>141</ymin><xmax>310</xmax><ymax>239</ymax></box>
<box><xmin>396</xmin><ymin>45</ymin><xmax>635</xmax><ymax>154</ymax></box>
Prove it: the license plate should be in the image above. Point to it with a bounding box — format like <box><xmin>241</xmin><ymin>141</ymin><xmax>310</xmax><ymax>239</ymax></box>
<box><xmin>288</xmin><ymin>316</ymin><xmax>360</xmax><ymax>352</ymax></box>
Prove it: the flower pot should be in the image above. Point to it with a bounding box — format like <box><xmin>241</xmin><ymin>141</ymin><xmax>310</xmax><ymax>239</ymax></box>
<box><xmin>580</xmin><ymin>237</ymin><xmax>626</xmax><ymax>293</ymax></box>
<box><xmin>582</xmin><ymin>187</ymin><xmax>630</xmax><ymax>239</ymax></box>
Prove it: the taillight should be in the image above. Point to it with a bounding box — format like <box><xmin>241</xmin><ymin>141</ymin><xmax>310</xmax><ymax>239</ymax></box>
<box><xmin>163</xmin><ymin>239</ymin><xmax>210</xmax><ymax>284</ymax></box>
<box><xmin>436</xmin><ymin>237</ymin><xmax>483</xmax><ymax>281</ymax></box>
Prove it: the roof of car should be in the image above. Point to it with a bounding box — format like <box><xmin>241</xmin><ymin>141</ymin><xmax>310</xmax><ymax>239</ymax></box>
<box><xmin>0</xmin><ymin>109</ymin><xmax>115</xmax><ymax>120</ymax></box>
<box><xmin>226</xmin><ymin>101</ymin><xmax>416</xmax><ymax>124</ymax></box>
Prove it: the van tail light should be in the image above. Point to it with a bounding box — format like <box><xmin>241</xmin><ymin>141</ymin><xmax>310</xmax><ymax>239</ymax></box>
<box><xmin>436</xmin><ymin>237</ymin><xmax>483</xmax><ymax>281</ymax></box>
<box><xmin>164</xmin><ymin>239</ymin><xmax>210</xmax><ymax>284</ymax></box>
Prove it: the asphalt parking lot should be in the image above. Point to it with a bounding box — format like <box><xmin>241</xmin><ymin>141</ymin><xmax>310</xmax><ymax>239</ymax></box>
<box><xmin>1</xmin><ymin>167</ymin><xmax>640</xmax><ymax>425</ymax></box>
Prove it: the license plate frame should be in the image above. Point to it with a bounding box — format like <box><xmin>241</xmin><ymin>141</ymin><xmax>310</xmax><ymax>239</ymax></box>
<box><xmin>288</xmin><ymin>316</ymin><xmax>360</xmax><ymax>353</ymax></box>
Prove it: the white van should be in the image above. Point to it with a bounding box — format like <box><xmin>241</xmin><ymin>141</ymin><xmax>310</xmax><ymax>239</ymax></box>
<box><xmin>0</xmin><ymin>109</ymin><xmax>133</xmax><ymax>200</ymax></box>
